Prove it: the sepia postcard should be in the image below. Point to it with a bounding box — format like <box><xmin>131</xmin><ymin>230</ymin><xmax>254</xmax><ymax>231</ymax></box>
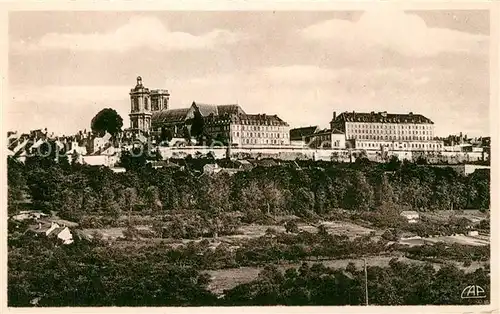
<box><xmin>1</xmin><ymin>1</ymin><xmax>498</xmax><ymax>314</ymax></box>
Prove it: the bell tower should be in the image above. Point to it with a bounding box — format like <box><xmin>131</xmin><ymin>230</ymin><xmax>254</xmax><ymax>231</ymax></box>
<box><xmin>150</xmin><ymin>88</ymin><xmax>170</xmax><ymax>112</ymax></box>
<box><xmin>129</xmin><ymin>76</ymin><xmax>152</xmax><ymax>133</ymax></box>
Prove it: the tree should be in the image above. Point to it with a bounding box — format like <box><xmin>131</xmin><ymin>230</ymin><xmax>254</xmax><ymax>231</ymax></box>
<box><xmin>123</xmin><ymin>187</ymin><xmax>138</xmax><ymax>223</ymax></box>
<box><xmin>317</xmin><ymin>224</ymin><xmax>329</xmax><ymax>238</ymax></box>
<box><xmin>160</xmin><ymin>128</ymin><xmax>174</xmax><ymax>144</ymax></box>
<box><xmin>119</xmin><ymin>146</ymin><xmax>147</xmax><ymax>171</ymax></box>
<box><xmin>182</xmin><ymin>126</ymin><xmax>192</xmax><ymax>144</ymax></box>
<box><xmin>145</xmin><ymin>186</ymin><xmax>162</xmax><ymax>211</ymax></box>
<box><xmin>190</xmin><ymin>105</ymin><xmax>205</xmax><ymax>139</ymax></box>
<box><xmin>100</xmin><ymin>186</ymin><xmax>121</xmax><ymax>218</ymax></box>
<box><xmin>90</xmin><ymin>108</ymin><xmax>123</xmax><ymax>136</ymax></box>
<box><xmin>344</xmin><ymin>171</ymin><xmax>374</xmax><ymax>211</ymax></box>
<box><xmin>387</xmin><ymin>155</ymin><xmax>401</xmax><ymax>171</ymax></box>
<box><xmin>376</xmin><ymin>175</ymin><xmax>397</xmax><ymax>210</ymax></box>
<box><xmin>262</xmin><ymin>181</ymin><xmax>285</xmax><ymax>215</ymax></box>
<box><xmin>58</xmin><ymin>189</ymin><xmax>84</xmax><ymax>222</ymax></box>
<box><xmin>284</xmin><ymin>220</ymin><xmax>299</xmax><ymax>233</ymax></box>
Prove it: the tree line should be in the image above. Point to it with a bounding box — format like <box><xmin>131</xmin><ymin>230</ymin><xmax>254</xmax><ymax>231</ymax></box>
<box><xmin>8</xmin><ymin>154</ymin><xmax>490</xmax><ymax>224</ymax></box>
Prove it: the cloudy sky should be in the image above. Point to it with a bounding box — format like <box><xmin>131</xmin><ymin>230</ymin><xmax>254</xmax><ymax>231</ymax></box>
<box><xmin>8</xmin><ymin>9</ymin><xmax>490</xmax><ymax>136</ymax></box>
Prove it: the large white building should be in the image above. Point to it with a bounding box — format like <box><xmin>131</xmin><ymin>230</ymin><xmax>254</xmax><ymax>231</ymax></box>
<box><xmin>329</xmin><ymin>111</ymin><xmax>444</xmax><ymax>152</ymax></box>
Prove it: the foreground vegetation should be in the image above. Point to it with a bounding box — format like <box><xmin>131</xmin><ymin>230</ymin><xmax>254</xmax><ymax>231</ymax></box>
<box><xmin>7</xmin><ymin>154</ymin><xmax>491</xmax><ymax>306</ymax></box>
<box><xmin>8</xmin><ymin>229</ymin><xmax>490</xmax><ymax>306</ymax></box>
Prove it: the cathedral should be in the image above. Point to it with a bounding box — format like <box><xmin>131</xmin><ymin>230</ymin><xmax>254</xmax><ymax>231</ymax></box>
<box><xmin>128</xmin><ymin>76</ymin><xmax>170</xmax><ymax>133</ymax></box>
<box><xmin>128</xmin><ymin>76</ymin><xmax>291</xmax><ymax>147</ymax></box>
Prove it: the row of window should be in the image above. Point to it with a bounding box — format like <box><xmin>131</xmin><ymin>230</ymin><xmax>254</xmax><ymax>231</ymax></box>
<box><xmin>351</xmin><ymin>135</ymin><xmax>432</xmax><ymax>141</ymax></box>
<box><xmin>234</xmin><ymin>132</ymin><xmax>288</xmax><ymax>139</ymax></box>
<box><xmin>347</xmin><ymin>123</ymin><xmax>432</xmax><ymax>130</ymax></box>
<box><xmin>357</xmin><ymin>142</ymin><xmax>442</xmax><ymax>149</ymax></box>
<box><xmin>243</xmin><ymin>139</ymin><xmax>286</xmax><ymax>145</ymax></box>
<box><xmin>207</xmin><ymin>126</ymin><xmax>229</xmax><ymax>132</ymax></box>
<box><xmin>236</xmin><ymin>125</ymin><xmax>286</xmax><ymax>132</ymax></box>
<box><xmin>350</xmin><ymin>129</ymin><xmax>432</xmax><ymax>135</ymax></box>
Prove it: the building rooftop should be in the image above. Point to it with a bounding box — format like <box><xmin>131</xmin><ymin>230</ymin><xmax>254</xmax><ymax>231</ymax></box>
<box><xmin>290</xmin><ymin>126</ymin><xmax>319</xmax><ymax>140</ymax></box>
<box><xmin>400</xmin><ymin>210</ymin><xmax>419</xmax><ymax>216</ymax></box>
<box><xmin>333</xmin><ymin>111</ymin><xmax>434</xmax><ymax>124</ymax></box>
<box><xmin>152</xmin><ymin>108</ymin><xmax>190</xmax><ymax>124</ymax></box>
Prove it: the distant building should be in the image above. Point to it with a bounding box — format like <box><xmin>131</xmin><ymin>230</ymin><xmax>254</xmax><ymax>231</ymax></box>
<box><xmin>290</xmin><ymin>126</ymin><xmax>319</xmax><ymax>146</ymax></box>
<box><xmin>400</xmin><ymin>211</ymin><xmax>420</xmax><ymax>223</ymax></box>
<box><xmin>467</xmin><ymin>230</ymin><xmax>479</xmax><ymax>237</ymax></box>
<box><xmin>203</xmin><ymin>163</ymin><xmax>222</xmax><ymax>175</ymax></box>
<box><xmin>32</xmin><ymin>221</ymin><xmax>74</xmax><ymax>244</ymax></box>
<box><xmin>330</xmin><ymin>111</ymin><xmax>444</xmax><ymax>152</ymax></box>
<box><xmin>290</xmin><ymin>125</ymin><xmax>346</xmax><ymax>149</ymax></box>
<box><xmin>49</xmin><ymin>226</ymin><xmax>74</xmax><ymax>245</ymax></box>
<box><xmin>129</xmin><ymin>76</ymin><xmax>170</xmax><ymax>133</ymax></box>
<box><xmin>128</xmin><ymin>76</ymin><xmax>290</xmax><ymax>146</ymax></box>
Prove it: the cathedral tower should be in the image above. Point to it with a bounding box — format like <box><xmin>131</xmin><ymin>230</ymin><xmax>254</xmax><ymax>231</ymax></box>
<box><xmin>150</xmin><ymin>88</ymin><xmax>170</xmax><ymax>112</ymax></box>
<box><xmin>129</xmin><ymin>76</ymin><xmax>152</xmax><ymax>133</ymax></box>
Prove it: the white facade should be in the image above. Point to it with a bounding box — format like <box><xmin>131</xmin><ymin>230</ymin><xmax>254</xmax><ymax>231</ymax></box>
<box><xmin>331</xmin><ymin>111</ymin><xmax>443</xmax><ymax>152</ymax></box>
<box><xmin>344</xmin><ymin>121</ymin><xmax>435</xmax><ymax>142</ymax></box>
<box><xmin>331</xmin><ymin>133</ymin><xmax>346</xmax><ymax>149</ymax></box>
<box><xmin>56</xmin><ymin>227</ymin><xmax>74</xmax><ymax>245</ymax></box>
<box><xmin>353</xmin><ymin>139</ymin><xmax>444</xmax><ymax>151</ymax></box>
<box><xmin>400</xmin><ymin>211</ymin><xmax>420</xmax><ymax>224</ymax></box>
<box><xmin>230</xmin><ymin>123</ymin><xmax>290</xmax><ymax>147</ymax></box>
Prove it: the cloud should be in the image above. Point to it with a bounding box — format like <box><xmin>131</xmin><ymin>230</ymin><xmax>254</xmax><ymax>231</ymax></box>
<box><xmin>12</xmin><ymin>16</ymin><xmax>243</xmax><ymax>53</ymax></box>
<box><xmin>7</xmin><ymin>57</ymin><xmax>489</xmax><ymax>137</ymax></box>
<box><xmin>300</xmin><ymin>8</ymin><xmax>488</xmax><ymax>57</ymax></box>
<box><xmin>7</xmin><ymin>85</ymin><xmax>130</xmax><ymax>134</ymax></box>
<box><xmin>261</xmin><ymin>65</ymin><xmax>338</xmax><ymax>84</ymax></box>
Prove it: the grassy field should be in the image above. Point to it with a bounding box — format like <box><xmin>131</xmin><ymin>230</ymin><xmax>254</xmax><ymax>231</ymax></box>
<box><xmin>77</xmin><ymin>215</ymin><xmax>490</xmax><ymax>296</ymax></box>
<box><xmin>82</xmin><ymin>216</ymin><xmax>489</xmax><ymax>249</ymax></box>
<box><xmin>399</xmin><ymin>234</ymin><xmax>489</xmax><ymax>247</ymax></box>
<box><xmin>205</xmin><ymin>255</ymin><xmax>488</xmax><ymax>295</ymax></box>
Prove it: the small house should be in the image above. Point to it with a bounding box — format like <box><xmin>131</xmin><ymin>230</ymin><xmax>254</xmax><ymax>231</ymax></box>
<box><xmin>33</xmin><ymin>221</ymin><xmax>61</xmax><ymax>236</ymax></box>
<box><xmin>467</xmin><ymin>230</ymin><xmax>479</xmax><ymax>237</ymax></box>
<box><xmin>203</xmin><ymin>163</ymin><xmax>222</xmax><ymax>175</ymax></box>
<box><xmin>400</xmin><ymin>210</ymin><xmax>420</xmax><ymax>224</ymax></box>
<box><xmin>32</xmin><ymin>221</ymin><xmax>74</xmax><ymax>244</ymax></box>
<box><xmin>236</xmin><ymin>159</ymin><xmax>254</xmax><ymax>171</ymax></box>
<box><xmin>50</xmin><ymin>226</ymin><xmax>74</xmax><ymax>245</ymax></box>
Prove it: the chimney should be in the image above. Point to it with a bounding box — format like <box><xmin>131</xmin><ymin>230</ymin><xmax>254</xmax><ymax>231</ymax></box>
<box><xmin>332</xmin><ymin>111</ymin><xmax>337</xmax><ymax>121</ymax></box>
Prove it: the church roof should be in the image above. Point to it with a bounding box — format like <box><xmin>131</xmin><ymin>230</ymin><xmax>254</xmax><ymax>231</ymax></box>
<box><xmin>192</xmin><ymin>102</ymin><xmax>246</xmax><ymax>117</ymax></box>
<box><xmin>151</xmin><ymin>103</ymin><xmax>286</xmax><ymax>126</ymax></box>
<box><xmin>217</xmin><ymin>104</ymin><xmax>246</xmax><ymax>116</ymax></box>
<box><xmin>193</xmin><ymin>103</ymin><xmax>219</xmax><ymax>116</ymax></box>
<box><xmin>152</xmin><ymin>108</ymin><xmax>189</xmax><ymax>124</ymax></box>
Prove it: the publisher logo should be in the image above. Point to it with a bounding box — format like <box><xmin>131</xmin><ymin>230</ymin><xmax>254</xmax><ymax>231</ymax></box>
<box><xmin>461</xmin><ymin>285</ymin><xmax>486</xmax><ymax>299</ymax></box>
